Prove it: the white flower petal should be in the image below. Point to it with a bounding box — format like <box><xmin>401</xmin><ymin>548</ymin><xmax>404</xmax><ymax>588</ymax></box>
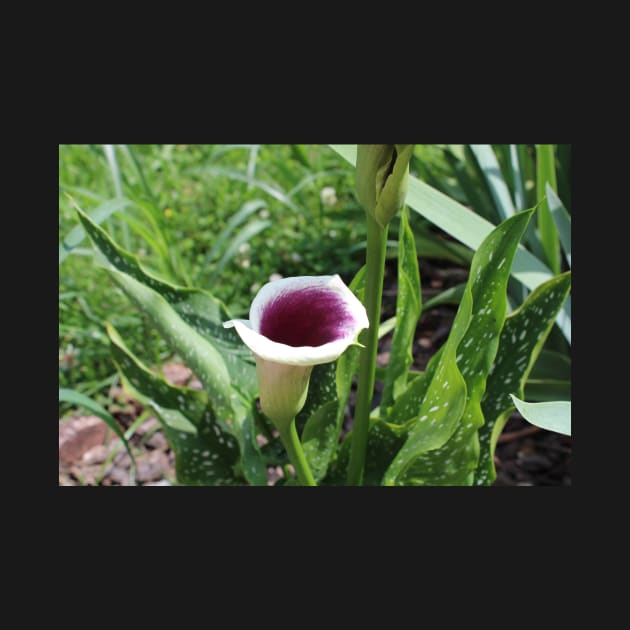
<box><xmin>223</xmin><ymin>318</ymin><xmax>361</xmax><ymax>366</ymax></box>
<box><xmin>223</xmin><ymin>274</ymin><xmax>368</xmax><ymax>367</ymax></box>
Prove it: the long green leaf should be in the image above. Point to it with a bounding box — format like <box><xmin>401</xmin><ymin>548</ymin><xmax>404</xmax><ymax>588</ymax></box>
<box><xmin>58</xmin><ymin>387</ymin><xmax>136</xmax><ymax>466</ymax></box>
<box><xmin>75</xmin><ymin>203</ymin><xmax>257</xmax><ymax>402</ymax></box>
<box><xmin>536</xmin><ymin>144</ymin><xmax>560</xmax><ymax>274</ymax></box>
<box><xmin>469</xmin><ymin>145</ymin><xmax>516</xmax><ymax>221</ymax></box>
<box><xmin>510</xmin><ymin>395</ymin><xmax>571</xmax><ymax>436</ymax></box>
<box><xmin>75</xmin><ymin>212</ymin><xmax>240</xmax><ymax>420</ymax></box>
<box><xmin>329</xmin><ymin>144</ymin><xmax>571</xmax><ymax>343</ymax></box>
<box><xmin>546</xmin><ymin>184</ymin><xmax>571</xmax><ymax>267</ymax></box>
<box><xmin>442</xmin><ymin>147</ymin><xmax>496</xmax><ymax>222</ymax></box>
<box><xmin>384</xmin><ymin>210</ymin><xmax>534</xmax><ymax>485</ymax></box>
<box><xmin>474</xmin><ymin>272</ymin><xmax>571</xmax><ymax>485</ymax></box>
<box><xmin>509</xmin><ymin>145</ymin><xmax>526</xmax><ymax>210</ymax></box>
<box><xmin>380</xmin><ymin>207</ymin><xmax>422</xmax><ymax>414</ymax></box>
<box><xmin>106</xmin><ymin>323</ymin><xmax>254</xmax><ymax>485</ymax></box>
<box><xmin>60</xmin><ymin>197</ymin><xmax>132</xmax><ymax>263</ymax></box>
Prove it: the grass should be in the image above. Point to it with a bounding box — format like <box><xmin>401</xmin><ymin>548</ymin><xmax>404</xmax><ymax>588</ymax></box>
<box><xmin>60</xmin><ymin>144</ymin><xmax>416</xmax><ymax>413</ymax></box>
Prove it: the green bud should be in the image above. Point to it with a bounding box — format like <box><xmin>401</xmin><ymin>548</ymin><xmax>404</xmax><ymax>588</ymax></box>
<box><xmin>356</xmin><ymin>144</ymin><xmax>414</xmax><ymax>227</ymax></box>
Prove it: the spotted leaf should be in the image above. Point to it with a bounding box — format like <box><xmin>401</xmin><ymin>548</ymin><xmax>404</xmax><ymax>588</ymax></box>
<box><xmin>474</xmin><ymin>272</ymin><xmax>571</xmax><ymax>485</ymax></box>
<box><xmin>383</xmin><ymin>209</ymin><xmax>534</xmax><ymax>485</ymax></box>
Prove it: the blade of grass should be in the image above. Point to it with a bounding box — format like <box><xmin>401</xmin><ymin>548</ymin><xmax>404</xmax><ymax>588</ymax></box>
<box><xmin>103</xmin><ymin>144</ymin><xmax>131</xmax><ymax>250</ymax></box>
<box><xmin>198</xmin><ymin>166</ymin><xmax>302</xmax><ymax>213</ymax></box>
<box><xmin>117</xmin><ymin>144</ymin><xmax>156</xmax><ymax>203</ymax></box>
<box><xmin>469</xmin><ymin>144</ymin><xmax>516</xmax><ymax>221</ymax></box>
<box><xmin>60</xmin><ymin>197</ymin><xmax>132</xmax><ymax>263</ymax></box>
<box><xmin>207</xmin><ymin>219</ymin><xmax>272</xmax><ymax>284</ymax></box>
<box><xmin>96</xmin><ymin>410</ymin><xmax>149</xmax><ymax>485</ymax></box>
<box><xmin>546</xmin><ymin>184</ymin><xmax>571</xmax><ymax>268</ymax></box>
<box><xmin>247</xmin><ymin>145</ymin><xmax>261</xmax><ymax>189</ymax></box>
<box><xmin>536</xmin><ymin>144</ymin><xmax>560</xmax><ymax>274</ymax></box>
<box><xmin>202</xmin><ymin>199</ymin><xmax>267</xmax><ymax>267</ymax></box>
<box><xmin>510</xmin><ymin>145</ymin><xmax>526</xmax><ymax>210</ymax></box>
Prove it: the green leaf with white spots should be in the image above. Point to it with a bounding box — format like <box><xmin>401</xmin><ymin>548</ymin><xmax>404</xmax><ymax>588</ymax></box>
<box><xmin>510</xmin><ymin>396</ymin><xmax>571</xmax><ymax>436</ymax></box>
<box><xmin>107</xmin><ymin>323</ymin><xmax>243</xmax><ymax>486</ymax></box>
<box><xmin>325</xmin><ymin>417</ymin><xmax>411</xmax><ymax>486</ymax></box>
<box><xmin>239</xmin><ymin>405</ymin><xmax>269</xmax><ymax>486</ymax></box>
<box><xmin>74</xmin><ymin>204</ymin><xmax>257</xmax><ymax>402</ymax></box>
<box><xmin>106</xmin><ymin>269</ymin><xmax>235</xmax><ymax>421</ymax></box>
<box><xmin>474</xmin><ymin>271</ymin><xmax>571</xmax><ymax>486</ymax></box>
<box><xmin>301</xmin><ymin>400</ymin><xmax>339</xmax><ymax>481</ymax></box>
<box><xmin>382</xmin><ymin>288</ymin><xmax>472</xmax><ymax>484</ymax></box>
<box><xmin>380</xmin><ymin>206</ymin><xmax>422</xmax><ymax>415</ymax></box>
<box><xmin>383</xmin><ymin>209</ymin><xmax>534</xmax><ymax>485</ymax></box>
<box><xmin>298</xmin><ymin>361</ymin><xmax>339</xmax><ymax>481</ymax></box>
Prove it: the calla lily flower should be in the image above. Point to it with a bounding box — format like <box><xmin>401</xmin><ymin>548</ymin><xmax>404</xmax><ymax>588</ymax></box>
<box><xmin>224</xmin><ymin>275</ymin><xmax>368</xmax><ymax>430</ymax></box>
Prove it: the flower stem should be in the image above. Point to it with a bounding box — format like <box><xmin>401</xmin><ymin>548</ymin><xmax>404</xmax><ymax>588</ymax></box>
<box><xmin>279</xmin><ymin>420</ymin><xmax>317</xmax><ymax>486</ymax></box>
<box><xmin>347</xmin><ymin>215</ymin><xmax>388</xmax><ymax>485</ymax></box>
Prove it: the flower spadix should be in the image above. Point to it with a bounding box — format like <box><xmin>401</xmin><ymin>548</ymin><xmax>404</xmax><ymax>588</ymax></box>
<box><xmin>224</xmin><ymin>275</ymin><xmax>368</xmax><ymax>431</ymax></box>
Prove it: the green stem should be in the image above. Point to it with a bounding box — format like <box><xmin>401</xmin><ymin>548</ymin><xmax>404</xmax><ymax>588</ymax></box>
<box><xmin>347</xmin><ymin>215</ymin><xmax>388</xmax><ymax>485</ymax></box>
<box><xmin>279</xmin><ymin>420</ymin><xmax>317</xmax><ymax>486</ymax></box>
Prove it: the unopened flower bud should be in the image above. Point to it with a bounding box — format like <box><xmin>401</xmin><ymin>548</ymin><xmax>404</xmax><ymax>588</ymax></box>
<box><xmin>355</xmin><ymin>144</ymin><xmax>414</xmax><ymax>227</ymax></box>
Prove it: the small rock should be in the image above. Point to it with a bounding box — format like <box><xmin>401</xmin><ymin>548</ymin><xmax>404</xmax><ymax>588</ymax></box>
<box><xmin>114</xmin><ymin>451</ymin><xmax>132</xmax><ymax>468</ymax></box>
<box><xmin>135</xmin><ymin>416</ymin><xmax>159</xmax><ymax>436</ymax></box>
<box><xmin>267</xmin><ymin>466</ymin><xmax>284</xmax><ymax>486</ymax></box>
<box><xmin>146</xmin><ymin>431</ymin><xmax>168</xmax><ymax>449</ymax></box>
<box><xmin>162</xmin><ymin>363</ymin><xmax>192</xmax><ymax>387</ymax></box>
<box><xmin>69</xmin><ymin>464</ymin><xmax>103</xmax><ymax>485</ymax></box>
<box><xmin>59</xmin><ymin>416</ymin><xmax>108</xmax><ymax>464</ymax></box>
<box><xmin>136</xmin><ymin>450</ymin><xmax>170</xmax><ymax>482</ymax></box>
<box><xmin>108</xmin><ymin>466</ymin><xmax>130</xmax><ymax>485</ymax></box>
<box><xmin>143</xmin><ymin>479</ymin><xmax>171</xmax><ymax>486</ymax></box>
<box><xmin>82</xmin><ymin>444</ymin><xmax>109</xmax><ymax>465</ymax></box>
<box><xmin>256</xmin><ymin>434</ymin><xmax>269</xmax><ymax>448</ymax></box>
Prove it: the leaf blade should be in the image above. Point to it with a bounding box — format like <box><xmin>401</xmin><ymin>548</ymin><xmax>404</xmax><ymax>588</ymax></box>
<box><xmin>510</xmin><ymin>395</ymin><xmax>571</xmax><ymax>436</ymax></box>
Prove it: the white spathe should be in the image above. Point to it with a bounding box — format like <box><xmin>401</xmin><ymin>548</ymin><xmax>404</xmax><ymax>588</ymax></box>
<box><xmin>223</xmin><ymin>275</ymin><xmax>368</xmax><ymax>429</ymax></box>
<box><xmin>223</xmin><ymin>275</ymin><xmax>368</xmax><ymax>367</ymax></box>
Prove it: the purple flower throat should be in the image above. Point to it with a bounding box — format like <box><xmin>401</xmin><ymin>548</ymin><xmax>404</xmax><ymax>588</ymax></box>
<box><xmin>260</xmin><ymin>287</ymin><xmax>355</xmax><ymax>347</ymax></box>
